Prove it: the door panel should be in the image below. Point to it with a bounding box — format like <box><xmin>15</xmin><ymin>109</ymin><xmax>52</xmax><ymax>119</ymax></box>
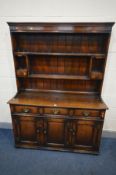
<box><xmin>45</xmin><ymin>117</ymin><xmax>66</xmax><ymax>147</ymax></box>
<box><xmin>12</xmin><ymin>115</ymin><xmax>37</xmax><ymax>143</ymax></box>
<box><xmin>20</xmin><ymin>119</ymin><xmax>35</xmax><ymax>140</ymax></box>
<box><xmin>74</xmin><ymin>120</ymin><xmax>94</xmax><ymax>146</ymax></box>
<box><xmin>72</xmin><ymin>119</ymin><xmax>103</xmax><ymax>151</ymax></box>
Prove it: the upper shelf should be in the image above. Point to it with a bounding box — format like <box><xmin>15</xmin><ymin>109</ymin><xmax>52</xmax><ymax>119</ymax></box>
<box><xmin>29</xmin><ymin>74</ymin><xmax>90</xmax><ymax>80</ymax></box>
<box><xmin>14</xmin><ymin>51</ymin><xmax>106</xmax><ymax>59</ymax></box>
<box><xmin>8</xmin><ymin>22</ymin><xmax>115</xmax><ymax>34</ymax></box>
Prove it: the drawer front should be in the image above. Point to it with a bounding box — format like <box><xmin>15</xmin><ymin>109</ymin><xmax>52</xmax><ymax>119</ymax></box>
<box><xmin>16</xmin><ymin>69</ymin><xmax>28</xmax><ymax>77</ymax></box>
<box><xmin>74</xmin><ymin>109</ymin><xmax>100</xmax><ymax>118</ymax></box>
<box><xmin>44</xmin><ymin>107</ymin><xmax>68</xmax><ymax>116</ymax></box>
<box><xmin>11</xmin><ymin>105</ymin><xmax>38</xmax><ymax>114</ymax></box>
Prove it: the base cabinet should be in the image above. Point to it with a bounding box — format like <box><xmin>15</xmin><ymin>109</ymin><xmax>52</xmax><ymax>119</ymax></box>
<box><xmin>12</xmin><ymin>114</ymin><xmax>103</xmax><ymax>154</ymax></box>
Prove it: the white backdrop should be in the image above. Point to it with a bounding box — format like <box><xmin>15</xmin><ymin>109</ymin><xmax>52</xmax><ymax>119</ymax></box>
<box><xmin>0</xmin><ymin>0</ymin><xmax>116</xmax><ymax>131</ymax></box>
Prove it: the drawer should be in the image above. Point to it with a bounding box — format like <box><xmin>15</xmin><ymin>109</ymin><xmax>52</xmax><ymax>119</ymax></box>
<box><xmin>44</xmin><ymin>107</ymin><xmax>68</xmax><ymax>115</ymax></box>
<box><xmin>16</xmin><ymin>69</ymin><xmax>28</xmax><ymax>77</ymax></box>
<box><xmin>11</xmin><ymin>105</ymin><xmax>38</xmax><ymax>114</ymax></box>
<box><xmin>74</xmin><ymin>109</ymin><xmax>100</xmax><ymax>118</ymax></box>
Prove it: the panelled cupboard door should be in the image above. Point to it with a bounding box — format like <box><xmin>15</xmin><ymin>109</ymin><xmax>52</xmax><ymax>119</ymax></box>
<box><xmin>45</xmin><ymin>117</ymin><xmax>66</xmax><ymax>148</ymax></box>
<box><xmin>12</xmin><ymin>115</ymin><xmax>38</xmax><ymax>145</ymax></box>
<box><xmin>71</xmin><ymin>119</ymin><xmax>103</xmax><ymax>152</ymax></box>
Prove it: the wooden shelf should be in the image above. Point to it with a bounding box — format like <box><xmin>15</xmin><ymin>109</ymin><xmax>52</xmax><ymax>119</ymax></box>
<box><xmin>29</xmin><ymin>74</ymin><xmax>89</xmax><ymax>80</ymax></box>
<box><xmin>17</xmin><ymin>73</ymin><xmax>103</xmax><ymax>80</ymax></box>
<box><xmin>14</xmin><ymin>51</ymin><xmax>105</xmax><ymax>58</ymax></box>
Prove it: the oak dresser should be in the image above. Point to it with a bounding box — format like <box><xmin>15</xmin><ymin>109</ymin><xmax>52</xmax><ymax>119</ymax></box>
<box><xmin>8</xmin><ymin>22</ymin><xmax>114</xmax><ymax>154</ymax></box>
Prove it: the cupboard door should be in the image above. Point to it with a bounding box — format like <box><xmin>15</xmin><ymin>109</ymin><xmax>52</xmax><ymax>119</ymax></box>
<box><xmin>12</xmin><ymin>115</ymin><xmax>38</xmax><ymax>145</ymax></box>
<box><xmin>45</xmin><ymin>117</ymin><xmax>66</xmax><ymax>148</ymax></box>
<box><xmin>71</xmin><ymin>119</ymin><xmax>103</xmax><ymax>152</ymax></box>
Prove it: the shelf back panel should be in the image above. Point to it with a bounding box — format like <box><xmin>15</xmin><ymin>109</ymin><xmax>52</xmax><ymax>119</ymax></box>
<box><xmin>17</xmin><ymin>78</ymin><xmax>101</xmax><ymax>93</ymax></box>
<box><xmin>12</xmin><ymin>33</ymin><xmax>109</xmax><ymax>54</ymax></box>
<box><xmin>29</xmin><ymin>55</ymin><xmax>90</xmax><ymax>76</ymax></box>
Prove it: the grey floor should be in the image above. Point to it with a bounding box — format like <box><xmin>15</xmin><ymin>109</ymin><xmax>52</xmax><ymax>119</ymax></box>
<box><xmin>0</xmin><ymin>129</ymin><xmax>116</xmax><ymax>175</ymax></box>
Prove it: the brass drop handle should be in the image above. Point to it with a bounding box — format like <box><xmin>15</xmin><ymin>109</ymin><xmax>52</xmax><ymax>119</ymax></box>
<box><xmin>52</xmin><ymin>109</ymin><xmax>59</xmax><ymax>115</ymax></box>
<box><xmin>23</xmin><ymin>108</ymin><xmax>31</xmax><ymax>113</ymax></box>
<box><xmin>83</xmin><ymin>111</ymin><xmax>90</xmax><ymax>117</ymax></box>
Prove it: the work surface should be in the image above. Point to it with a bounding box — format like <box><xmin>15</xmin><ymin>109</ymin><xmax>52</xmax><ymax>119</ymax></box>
<box><xmin>8</xmin><ymin>91</ymin><xmax>107</xmax><ymax>109</ymax></box>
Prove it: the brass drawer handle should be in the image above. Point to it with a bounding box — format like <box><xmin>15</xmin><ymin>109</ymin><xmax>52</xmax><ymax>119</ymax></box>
<box><xmin>83</xmin><ymin>111</ymin><xmax>90</xmax><ymax>117</ymax></box>
<box><xmin>52</xmin><ymin>109</ymin><xmax>59</xmax><ymax>115</ymax></box>
<box><xmin>23</xmin><ymin>108</ymin><xmax>31</xmax><ymax>113</ymax></box>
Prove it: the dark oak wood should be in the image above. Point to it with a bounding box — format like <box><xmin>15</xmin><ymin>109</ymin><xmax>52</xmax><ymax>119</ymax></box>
<box><xmin>9</xmin><ymin>91</ymin><xmax>107</xmax><ymax>110</ymax></box>
<box><xmin>8</xmin><ymin>22</ymin><xmax>114</xmax><ymax>154</ymax></box>
<box><xmin>8</xmin><ymin>22</ymin><xmax>114</xmax><ymax>33</ymax></box>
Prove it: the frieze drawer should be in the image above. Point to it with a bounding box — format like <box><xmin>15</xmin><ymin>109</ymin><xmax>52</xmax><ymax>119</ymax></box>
<box><xmin>74</xmin><ymin>109</ymin><xmax>104</xmax><ymax>119</ymax></box>
<box><xmin>11</xmin><ymin>105</ymin><xmax>38</xmax><ymax>114</ymax></box>
<box><xmin>44</xmin><ymin>107</ymin><xmax>69</xmax><ymax>116</ymax></box>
